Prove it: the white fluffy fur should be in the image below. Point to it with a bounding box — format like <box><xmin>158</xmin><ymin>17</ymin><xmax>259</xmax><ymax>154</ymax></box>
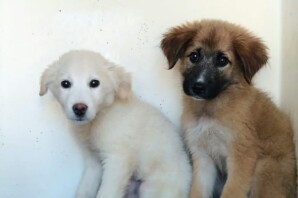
<box><xmin>40</xmin><ymin>50</ymin><xmax>191</xmax><ymax>198</ymax></box>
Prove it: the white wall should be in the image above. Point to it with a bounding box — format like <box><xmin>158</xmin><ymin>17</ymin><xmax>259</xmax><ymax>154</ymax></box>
<box><xmin>0</xmin><ymin>0</ymin><xmax>290</xmax><ymax>197</ymax></box>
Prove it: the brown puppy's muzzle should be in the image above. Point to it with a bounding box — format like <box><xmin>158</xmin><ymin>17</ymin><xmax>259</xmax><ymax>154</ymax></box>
<box><xmin>183</xmin><ymin>66</ymin><xmax>222</xmax><ymax>100</ymax></box>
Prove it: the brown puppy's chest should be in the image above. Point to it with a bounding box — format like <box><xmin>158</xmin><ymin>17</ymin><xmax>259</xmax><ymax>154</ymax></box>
<box><xmin>185</xmin><ymin>116</ymin><xmax>232</xmax><ymax>172</ymax></box>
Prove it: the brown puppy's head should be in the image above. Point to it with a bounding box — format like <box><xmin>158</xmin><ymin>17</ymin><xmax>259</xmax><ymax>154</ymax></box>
<box><xmin>161</xmin><ymin>19</ymin><xmax>268</xmax><ymax>100</ymax></box>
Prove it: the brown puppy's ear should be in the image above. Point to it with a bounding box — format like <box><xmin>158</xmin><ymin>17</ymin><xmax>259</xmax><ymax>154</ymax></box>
<box><xmin>161</xmin><ymin>25</ymin><xmax>196</xmax><ymax>69</ymax></box>
<box><xmin>233</xmin><ymin>32</ymin><xmax>268</xmax><ymax>84</ymax></box>
<box><xmin>109</xmin><ymin>65</ymin><xmax>132</xmax><ymax>100</ymax></box>
<box><xmin>39</xmin><ymin>62</ymin><xmax>57</xmax><ymax>96</ymax></box>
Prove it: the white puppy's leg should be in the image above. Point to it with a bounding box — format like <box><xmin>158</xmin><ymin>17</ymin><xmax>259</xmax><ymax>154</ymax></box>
<box><xmin>139</xmin><ymin>162</ymin><xmax>191</xmax><ymax>198</ymax></box>
<box><xmin>140</xmin><ymin>176</ymin><xmax>186</xmax><ymax>198</ymax></box>
<box><xmin>191</xmin><ymin>153</ymin><xmax>217</xmax><ymax>198</ymax></box>
<box><xmin>96</xmin><ymin>156</ymin><xmax>134</xmax><ymax>198</ymax></box>
<box><xmin>76</xmin><ymin>153</ymin><xmax>102</xmax><ymax>198</ymax></box>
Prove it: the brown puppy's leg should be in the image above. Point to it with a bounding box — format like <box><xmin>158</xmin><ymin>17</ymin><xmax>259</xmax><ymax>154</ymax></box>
<box><xmin>221</xmin><ymin>147</ymin><xmax>257</xmax><ymax>198</ymax></box>
<box><xmin>190</xmin><ymin>154</ymin><xmax>217</xmax><ymax>198</ymax></box>
<box><xmin>251</xmin><ymin>154</ymin><xmax>297</xmax><ymax>198</ymax></box>
<box><xmin>190</xmin><ymin>158</ymin><xmax>203</xmax><ymax>198</ymax></box>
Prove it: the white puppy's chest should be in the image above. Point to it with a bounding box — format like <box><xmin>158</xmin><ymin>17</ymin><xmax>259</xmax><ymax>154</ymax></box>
<box><xmin>185</xmin><ymin>117</ymin><xmax>232</xmax><ymax>169</ymax></box>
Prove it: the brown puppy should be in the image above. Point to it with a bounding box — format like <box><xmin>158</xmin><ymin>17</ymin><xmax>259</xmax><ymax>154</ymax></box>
<box><xmin>161</xmin><ymin>19</ymin><xmax>297</xmax><ymax>198</ymax></box>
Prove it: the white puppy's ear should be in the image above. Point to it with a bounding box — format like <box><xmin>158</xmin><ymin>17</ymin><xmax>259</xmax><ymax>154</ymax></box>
<box><xmin>109</xmin><ymin>65</ymin><xmax>132</xmax><ymax>100</ymax></box>
<box><xmin>39</xmin><ymin>62</ymin><xmax>57</xmax><ymax>96</ymax></box>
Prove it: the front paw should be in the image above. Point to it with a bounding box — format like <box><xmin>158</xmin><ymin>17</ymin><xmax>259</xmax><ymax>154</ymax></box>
<box><xmin>190</xmin><ymin>185</ymin><xmax>203</xmax><ymax>198</ymax></box>
<box><xmin>221</xmin><ymin>189</ymin><xmax>247</xmax><ymax>198</ymax></box>
<box><xmin>76</xmin><ymin>190</ymin><xmax>96</xmax><ymax>198</ymax></box>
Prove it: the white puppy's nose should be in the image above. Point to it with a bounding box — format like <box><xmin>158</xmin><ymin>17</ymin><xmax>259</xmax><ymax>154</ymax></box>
<box><xmin>72</xmin><ymin>103</ymin><xmax>88</xmax><ymax>117</ymax></box>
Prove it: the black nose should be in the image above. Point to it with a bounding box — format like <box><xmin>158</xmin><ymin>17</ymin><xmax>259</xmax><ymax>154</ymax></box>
<box><xmin>72</xmin><ymin>103</ymin><xmax>88</xmax><ymax>117</ymax></box>
<box><xmin>192</xmin><ymin>82</ymin><xmax>206</xmax><ymax>96</ymax></box>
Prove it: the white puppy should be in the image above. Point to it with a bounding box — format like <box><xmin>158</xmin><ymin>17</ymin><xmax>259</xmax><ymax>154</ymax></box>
<box><xmin>39</xmin><ymin>50</ymin><xmax>191</xmax><ymax>198</ymax></box>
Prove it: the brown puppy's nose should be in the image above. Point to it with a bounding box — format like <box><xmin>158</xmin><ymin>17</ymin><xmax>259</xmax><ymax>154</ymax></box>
<box><xmin>72</xmin><ymin>103</ymin><xmax>88</xmax><ymax>117</ymax></box>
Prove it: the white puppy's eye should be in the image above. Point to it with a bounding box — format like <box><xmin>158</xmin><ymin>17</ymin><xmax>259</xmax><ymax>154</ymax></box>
<box><xmin>89</xmin><ymin>79</ymin><xmax>100</xmax><ymax>88</ymax></box>
<box><xmin>61</xmin><ymin>80</ymin><xmax>71</xmax><ymax>88</ymax></box>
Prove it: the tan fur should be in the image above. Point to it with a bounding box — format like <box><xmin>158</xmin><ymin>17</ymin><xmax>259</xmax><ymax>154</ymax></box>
<box><xmin>161</xmin><ymin>19</ymin><xmax>297</xmax><ymax>198</ymax></box>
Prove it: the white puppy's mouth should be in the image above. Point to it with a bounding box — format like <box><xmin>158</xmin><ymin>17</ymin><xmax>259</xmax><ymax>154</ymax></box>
<box><xmin>68</xmin><ymin>115</ymin><xmax>91</xmax><ymax>124</ymax></box>
<box><xmin>73</xmin><ymin>117</ymin><xmax>87</xmax><ymax>122</ymax></box>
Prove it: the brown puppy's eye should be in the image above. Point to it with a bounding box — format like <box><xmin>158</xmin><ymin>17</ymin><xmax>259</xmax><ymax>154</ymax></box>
<box><xmin>216</xmin><ymin>54</ymin><xmax>230</xmax><ymax>67</ymax></box>
<box><xmin>61</xmin><ymin>80</ymin><xmax>71</xmax><ymax>88</ymax></box>
<box><xmin>89</xmin><ymin>79</ymin><xmax>100</xmax><ymax>88</ymax></box>
<box><xmin>189</xmin><ymin>50</ymin><xmax>201</xmax><ymax>63</ymax></box>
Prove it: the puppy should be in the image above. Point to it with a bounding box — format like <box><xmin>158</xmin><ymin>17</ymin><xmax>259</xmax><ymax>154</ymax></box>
<box><xmin>161</xmin><ymin>19</ymin><xmax>297</xmax><ymax>198</ymax></box>
<box><xmin>39</xmin><ymin>50</ymin><xmax>191</xmax><ymax>198</ymax></box>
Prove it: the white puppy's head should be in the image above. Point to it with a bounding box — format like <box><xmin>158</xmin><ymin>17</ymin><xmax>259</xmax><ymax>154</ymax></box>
<box><xmin>40</xmin><ymin>50</ymin><xmax>131</xmax><ymax>124</ymax></box>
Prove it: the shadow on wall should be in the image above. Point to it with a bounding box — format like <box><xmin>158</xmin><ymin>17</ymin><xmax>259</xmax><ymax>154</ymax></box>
<box><xmin>280</xmin><ymin>0</ymin><xmax>298</xmax><ymax>191</ymax></box>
